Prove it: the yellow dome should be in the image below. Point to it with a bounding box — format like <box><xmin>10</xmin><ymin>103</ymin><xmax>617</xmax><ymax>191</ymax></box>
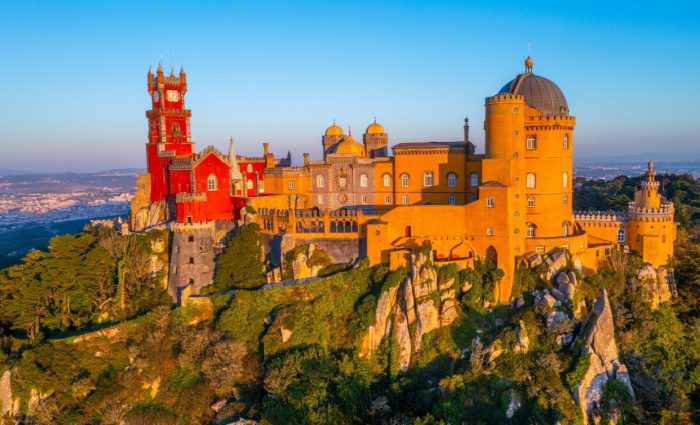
<box><xmin>333</xmin><ymin>133</ymin><xmax>366</xmax><ymax>156</ymax></box>
<box><xmin>366</xmin><ymin>118</ymin><xmax>385</xmax><ymax>135</ymax></box>
<box><xmin>325</xmin><ymin>121</ymin><xmax>345</xmax><ymax>137</ymax></box>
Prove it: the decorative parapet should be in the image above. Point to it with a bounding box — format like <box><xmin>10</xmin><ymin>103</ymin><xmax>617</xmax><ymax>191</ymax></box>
<box><xmin>627</xmin><ymin>201</ymin><xmax>674</xmax><ymax>221</ymax></box>
<box><xmin>170</xmin><ymin>157</ymin><xmax>193</xmax><ymax>169</ymax></box>
<box><xmin>169</xmin><ymin>221</ymin><xmax>215</xmax><ymax>232</ymax></box>
<box><xmin>263</xmin><ymin>166</ymin><xmax>310</xmax><ymax>177</ymax></box>
<box><xmin>158</xmin><ymin>149</ymin><xmax>176</xmax><ymax>158</ymax></box>
<box><xmin>175</xmin><ymin>192</ymin><xmax>207</xmax><ymax>203</ymax></box>
<box><xmin>573</xmin><ymin>210</ymin><xmax>628</xmax><ymax>224</ymax></box>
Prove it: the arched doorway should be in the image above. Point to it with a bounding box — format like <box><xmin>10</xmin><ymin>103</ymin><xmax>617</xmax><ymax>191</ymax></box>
<box><xmin>485</xmin><ymin>246</ymin><xmax>498</xmax><ymax>267</ymax></box>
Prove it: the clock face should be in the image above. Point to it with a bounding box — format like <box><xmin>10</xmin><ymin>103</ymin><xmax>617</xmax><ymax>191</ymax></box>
<box><xmin>166</xmin><ymin>90</ymin><xmax>180</xmax><ymax>102</ymax></box>
<box><xmin>153</xmin><ymin>90</ymin><xmax>159</xmax><ymax>102</ymax></box>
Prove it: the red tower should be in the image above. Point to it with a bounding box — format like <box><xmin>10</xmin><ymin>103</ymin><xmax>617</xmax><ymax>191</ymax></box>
<box><xmin>145</xmin><ymin>64</ymin><xmax>194</xmax><ymax>202</ymax></box>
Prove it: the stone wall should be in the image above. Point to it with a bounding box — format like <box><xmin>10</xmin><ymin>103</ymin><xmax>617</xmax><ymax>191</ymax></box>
<box><xmin>294</xmin><ymin>237</ymin><xmax>363</xmax><ymax>264</ymax></box>
<box><xmin>168</xmin><ymin>226</ymin><xmax>216</xmax><ymax>303</ymax></box>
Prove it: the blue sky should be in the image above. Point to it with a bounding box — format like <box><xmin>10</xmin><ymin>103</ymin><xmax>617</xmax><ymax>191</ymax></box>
<box><xmin>1</xmin><ymin>0</ymin><xmax>698</xmax><ymax>172</ymax></box>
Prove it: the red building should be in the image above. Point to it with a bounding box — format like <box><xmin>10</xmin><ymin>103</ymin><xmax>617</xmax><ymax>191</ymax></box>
<box><xmin>144</xmin><ymin>64</ymin><xmax>234</xmax><ymax>224</ymax></box>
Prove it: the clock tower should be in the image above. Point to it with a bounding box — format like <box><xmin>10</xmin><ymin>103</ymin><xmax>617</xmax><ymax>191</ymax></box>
<box><xmin>145</xmin><ymin>63</ymin><xmax>194</xmax><ymax>202</ymax></box>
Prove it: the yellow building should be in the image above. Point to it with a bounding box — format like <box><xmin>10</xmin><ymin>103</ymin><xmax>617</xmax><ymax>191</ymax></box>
<box><xmin>243</xmin><ymin>56</ymin><xmax>676</xmax><ymax>303</ymax></box>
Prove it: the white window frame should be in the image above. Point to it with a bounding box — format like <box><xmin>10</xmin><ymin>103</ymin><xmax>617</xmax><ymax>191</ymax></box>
<box><xmin>486</xmin><ymin>197</ymin><xmax>494</xmax><ymax>208</ymax></box>
<box><xmin>317</xmin><ymin>194</ymin><xmax>324</xmax><ymax>204</ymax></box>
<box><xmin>246</xmin><ymin>179</ymin><xmax>253</xmax><ymax>190</ymax></box>
<box><xmin>258</xmin><ymin>181</ymin><xmax>265</xmax><ymax>193</ymax></box>
<box><xmin>617</xmin><ymin>228</ymin><xmax>626</xmax><ymax>243</ymax></box>
<box><xmin>563</xmin><ymin>134</ymin><xmax>569</xmax><ymax>149</ymax></box>
<box><xmin>486</xmin><ymin>227</ymin><xmax>493</xmax><ymax>236</ymax></box>
<box><xmin>361</xmin><ymin>195</ymin><xmax>367</xmax><ymax>204</ymax></box>
<box><xmin>382</xmin><ymin>173</ymin><xmax>391</xmax><ymax>187</ymax></box>
<box><xmin>447</xmin><ymin>173</ymin><xmax>457</xmax><ymax>188</ymax></box>
<box><xmin>384</xmin><ymin>194</ymin><xmax>391</xmax><ymax>205</ymax></box>
<box><xmin>402</xmin><ymin>195</ymin><xmax>409</xmax><ymax>205</ymax></box>
<box><xmin>562</xmin><ymin>172</ymin><xmax>569</xmax><ymax>188</ymax></box>
<box><xmin>423</xmin><ymin>171</ymin><xmax>434</xmax><ymax>187</ymax></box>
<box><xmin>317</xmin><ymin>175</ymin><xmax>324</xmax><ymax>188</ymax></box>
<box><xmin>526</xmin><ymin>224</ymin><xmax>536</xmax><ymax>238</ymax></box>
<box><xmin>207</xmin><ymin>175</ymin><xmax>217</xmax><ymax>191</ymax></box>
<box><xmin>360</xmin><ymin>174</ymin><xmax>368</xmax><ymax>188</ymax></box>
<box><xmin>288</xmin><ymin>180</ymin><xmax>295</xmax><ymax>190</ymax></box>
<box><xmin>527</xmin><ymin>197</ymin><xmax>535</xmax><ymax>208</ymax></box>
<box><xmin>400</xmin><ymin>173</ymin><xmax>409</xmax><ymax>188</ymax></box>
<box><xmin>338</xmin><ymin>177</ymin><xmax>347</xmax><ymax>187</ymax></box>
<box><xmin>526</xmin><ymin>173</ymin><xmax>536</xmax><ymax>189</ymax></box>
<box><xmin>526</xmin><ymin>134</ymin><xmax>537</xmax><ymax>150</ymax></box>
<box><xmin>563</xmin><ymin>195</ymin><xmax>568</xmax><ymax>205</ymax></box>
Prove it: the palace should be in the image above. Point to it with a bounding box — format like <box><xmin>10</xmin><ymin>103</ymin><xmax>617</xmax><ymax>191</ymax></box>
<box><xmin>130</xmin><ymin>58</ymin><xmax>677</xmax><ymax>302</ymax></box>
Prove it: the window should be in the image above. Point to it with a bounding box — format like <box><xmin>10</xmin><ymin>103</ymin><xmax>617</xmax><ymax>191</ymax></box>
<box><xmin>246</xmin><ymin>164</ymin><xmax>253</xmax><ymax>173</ymax></box>
<box><xmin>563</xmin><ymin>134</ymin><xmax>569</xmax><ymax>149</ymax></box>
<box><xmin>526</xmin><ymin>224</ymin><xmax>536</xmax><ymax>238</ymax></box>
<box><xmin>402</xmin><ymin>195</ymin><xmax>409</xmax><ymax>205</ymax></box>
<box><xmin>318</xmin><ymin>194</ymin><xmax>324</xmax><ymax>204</ymax></box>
<box><xmin>447</xmin><ymin>173</ymin><xmax>457</xmax><ymax>187</ymax></box>
<box><xmin>562</xmin><ymin>172</ymin><xmax>569</xmax><ymax>188</ymax></box>
<box><xmin>188</xmin><ymin>235</ymin><xmax>194</xmax><ymax>242</ymax></box>
<box><xmin>526</xmin><ymin>173</ymin><xmax>536</xmax><ymax>189</ymax></box>
<box><xmin>361</xmin><ymin>195</ymin><xmax>367</xmax><ymax>204</ymax></box>
<box><xmin>526</xmin><ymin>134</ymin><xmax>537</xmax><ymax>150</ymax></box>
<box><xmin>382</xmin><ymin>173</ymin><xmax>391</xmax><ymax>187</ymax></box>
<box><xmin>527</xmin><ymin>197</ymin><xmax>535</xmax><ymax>208</ymax></box>
<box><xmin>536</xmin><ymin>246</ymin><xmax>545</xmax><ymax>253</ymax></box>
<box><xmin>207</xmin><ymin>175</ymin><xmax>217</xmax><ymax>191</ymax></box>
<box><xmin>400</xmin><ymin>173</ymin><xmax>409</xmax><ymax>187</ymax></box>
<box><xmin>384</xmin><ymin>194</ymin><xmax>391</xmax><ymax>204</ymax></box>
<box><xmin>448</xmin><ymin>195</ymin><xmax>456</xmax><ymax>205</ymax></box>
<box><xmin>189</xmin><ymin>257</ymin><xmax>194</xmax><ymax>264</ymax></box>
<box><xmin>338</xmin><ymin>176</ymin><xmax>347</xmax><ymax>187</ymax></box>
<box><xmin>258</xmin><ymin>181</ymin><xmax>264</xmax><ymax>193</ymax></box>
<box><xmin>172</xmin><ymin>122</ymin><xmax>182</xmax><ymax>137</ymax></box>
<box><xmin>470</xmin><ymin>172</ymin><xmax>479</xmax><ymax>187</ymax></box>
<box><xmin>317</xmin><ymin>175</ymin><xmax>325</xmax><ymax>188</ymax></box>
<box><xmin>423</xmin><ymin>171</ymin><xmax>434</xmax><ymax>187</ymax></box>
<box><xmin>246</xmin><ymin>179</ymin><xmax>253</xmax><ymax>190</ymax></box>
<box><xmin>563</xmin><ymin>195</ymin><xmax>568</xmax><ymax>205</ymax></box>
<box><xmin>563</xmin><ymin>224</ymin><xmax>569</xmax><ymax>237</ymax></box>
<box><xmin>486</xmin><ymin>227</ymin><xmax>493</xmax><ymax>236</ymax></box>
<box><xmin>360</xmin><ymin>174</ymin><xmax>368</xmax><ymax>188</ymax></box>
<box><xmin>470</xmin><ymin>193</ymin><xmax>477</xmax><ymax>201</ymax></box>
<box><xmin>486</xmin><ymin>197</ymin><xmax>494</xmax><ymax>208</ymax></box>
<box><xmin>288</xmin><ymin>180</ymin><xmax>295</xmax><ymax>190</ymax></box>
<box><xmin>617</xmin><ymin>228</ymin><xmax>626</xmax><ymax>243</ymax></box>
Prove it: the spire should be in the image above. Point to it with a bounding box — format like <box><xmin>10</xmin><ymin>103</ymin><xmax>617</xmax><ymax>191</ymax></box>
<box><xmin>148</xmin><ymin>66</ymin><xmax>153</xmax><ymax>76</ymax></box>
<box><xmin>179</xmin><ymin>65</ymin><xmax>186</xmax><ymax>76</ymax></box>
<box><xmin>648</xmin><ymin>160</ymin><xmax>654</xmax><ymax>173</ymax></box>
<box><xmin>170</xmin><ymin>67</ymin><xmax>175</xmax><ymax>77</ymax></box>
<box><xmin>157</xmin><ymin>62</ymin><xmax>164</xmax><ymax>76</ymax></box>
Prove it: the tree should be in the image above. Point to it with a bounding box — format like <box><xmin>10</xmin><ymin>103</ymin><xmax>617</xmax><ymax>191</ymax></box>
<box><xmin>212</xmin><ymin>224</ymin><xmax>266</xmax><ymax>291</ymax></box>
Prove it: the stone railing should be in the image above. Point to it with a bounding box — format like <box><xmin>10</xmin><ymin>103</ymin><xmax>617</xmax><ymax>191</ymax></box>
<box><xmin>573</xmin><ymin>210</ymin><xmax>627</xmax><ymax>223</ymax></box>
<box><xmin>169</xmin><ymin>221</ymin><xmax>215</xmax><ymax>232</ymax></box>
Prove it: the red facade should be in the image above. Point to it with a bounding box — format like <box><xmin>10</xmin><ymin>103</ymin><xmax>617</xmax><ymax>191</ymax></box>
<box><xmin>144</xmin><ymin>64</ymin><xmax>233</xmax><ymax>224</ymax></box>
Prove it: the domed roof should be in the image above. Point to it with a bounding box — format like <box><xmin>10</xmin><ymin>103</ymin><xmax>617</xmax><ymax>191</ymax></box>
<box><xmin>366</xmin><ymin>118</ymin><xmax>385</xmax><ymax>135</ymax></box>
<box><xmin>498</xmin><ymin>57</ymin><xmax>569</xmax><ymax>116</ymax></box>
<box><xmin>333</xmin><ymin>132</ymin><xmax>366</xmax><ymax>157</ymax></box>
<box><xmin>325</xmin><ymin>121</ymin><xmax>345</xmax><ymax>137</ymax></box>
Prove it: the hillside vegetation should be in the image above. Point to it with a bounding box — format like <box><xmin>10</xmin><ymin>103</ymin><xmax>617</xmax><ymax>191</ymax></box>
<box><xmin>0</xmin><ymin>175</ymin><xmax>698</xmax><ymax>424</ymax></box>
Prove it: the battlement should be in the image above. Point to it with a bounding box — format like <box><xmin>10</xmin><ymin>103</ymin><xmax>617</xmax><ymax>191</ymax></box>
<box><xmin>486</xmin><ymin>94</ymin><xmax>525</xmax><ymax>104</ymax></box>
<box><xmin>573</xmin><ymin>210</ymin><xmax>628</xmax><ymax>223</ymax></box>
<box><xmin>627</xmin><ymin>201</ymin><xmax>674</xmax><ymax>221</ymax></box>
<box><xmin>169</xmin><ymin>220</ymin><xmax>215</xmax><ymax>232</ymax></box>
<box><xmin>175</xmin><ymin>192</ymin><xmax>207</xmax><ymax>203</ymax></box>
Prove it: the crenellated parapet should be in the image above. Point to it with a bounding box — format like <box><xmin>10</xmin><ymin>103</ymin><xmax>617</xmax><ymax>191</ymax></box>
<box><xmin>169</xmin><ymin>220</ymin><xmax>215</xmax><ymax>232</ymax></box>
<box><xmin>627</xmin><ymin>201</ymin><xmax>674</xmax><ymax>222</ymax></box>
<box><xmin>573</xmin><ymin>210</ymin><xmax>628</xmax><ymax>224</ymax></box>
<box><xmin>175</xmin><ymin>192</ymin><xmax>207</xmax><ymax>203</ymax></box>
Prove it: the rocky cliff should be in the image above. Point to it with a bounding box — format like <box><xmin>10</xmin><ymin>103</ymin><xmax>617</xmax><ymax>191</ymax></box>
<box><xmin>573</xmin><ymin>288</ymin><xmax>634</xmax><ymax>424</ymax></box>
<box><xmin>361</xmin><ymin>253</ymin><xmax>461</xmax><ymax>371</ymax></box>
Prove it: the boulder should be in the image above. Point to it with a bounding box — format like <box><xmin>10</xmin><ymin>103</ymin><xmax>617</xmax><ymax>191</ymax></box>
<box><xmin>546</xmin><ymin>311</ymin><xmax>574</xmax><ymax>334</ymax></box>
<box><xmin>395</xmin><ymin>310</ymin><xmax>412</xmax><ymax>372</ymax></box>
<box><xmin>557</xmin><ymin>271</ymin><xmax>576</xmax><ymax>303</ymax></box>
<box><xmin>514</xmin><ymin>320</ymin><xmax>530</xmax><ymax>354</ymax></box>
<box><xmin>414</xmin><ymin>299</ymin><xmax>440</xmax><ymax>351</ymax></box>
<box><xmin>280</xmin><ymin>327</ymin><xmax>292</xmax><ymax>343</ymax></box>
<box><xmin>544</xmin><ymin>247</ymin><xmax>568</xmax><ymax>280</ymax></box>
<box><xmin>523</xmin><ymin>251</ymin><xmax>543</xmax><ymax>268</ymax></box>
<box><xmin>656</xmin><ymin>267</ymin><xmax>673</xmax><ymax>304</ymax></box>
<box><xmin>291</xmin><ymin>244</ymin><xmax>325</xmax><ymax>280</ymax></box>
<box><xmin>573</xmin><ymin>288</ymin><xmax>634</xmax><ymax>424</ymax></box>
<box><xmin>440</xmin><ymin>299</ymin><xmax>459</xmax><ymax>326</ymax></box>
<box><xmin>505</xmin><ymin>389</ymin><xmax>522</xmax><ymax>419</ymax></box>
<box><xmin>1</xmin><ymin>370</ymin><xmax>19</xmax><ymax>419</ymax></box>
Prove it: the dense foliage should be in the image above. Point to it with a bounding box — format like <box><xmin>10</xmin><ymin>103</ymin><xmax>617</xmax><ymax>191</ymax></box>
<box><xmin>0</xmin><ymin>174</ymin><xmax>698</xmax><ymax>423</ymax></box>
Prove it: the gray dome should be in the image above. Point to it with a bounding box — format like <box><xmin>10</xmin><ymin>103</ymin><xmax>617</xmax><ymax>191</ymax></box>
<box><xmin>498</xmin><ymin>73</ymin><xmax>569</xmax><ymax>116</ymax></box>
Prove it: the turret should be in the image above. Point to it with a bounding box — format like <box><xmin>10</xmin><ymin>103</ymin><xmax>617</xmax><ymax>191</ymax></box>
<box><xmin>179</xmin><ymin>66</ymin><xmax>187</xmax><ymax>92</ymax></box>
<box><xmin>147</xmin><ymin>67</ymin><xmax>154</xmax><ymax>94</ymax></box>
<box><xmin>463</xmin><ymin>117</ymin><xmax>470</xmax><ymax>143</ymax></box>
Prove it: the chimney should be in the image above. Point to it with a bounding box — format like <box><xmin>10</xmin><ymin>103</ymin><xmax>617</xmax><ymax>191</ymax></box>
<box><xmin>263</xmin><ymin>142</ymin><xmax>269</xmax><ymax>156</ymax></box>
<box><xmin>303</xmin><ymin>153</ymin><xmax>309</xmax><ymax>166</ymax></box>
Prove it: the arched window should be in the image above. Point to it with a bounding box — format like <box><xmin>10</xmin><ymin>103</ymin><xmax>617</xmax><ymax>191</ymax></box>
<box><xmin>172</xmin><ymin>122</ymin><xmax>182</xmax><ymax>137</ymax></box>
<box><xmin>382</xmin><ymin>173</ymin><xmax>391</xmax><ymax>187</ymax></box>
<box><xmin>247</xmin><ymin>164</ymin><xmax>253</xmax><ymax>173</ymax></box>
<box><xmin>526</xmin><ymin>173</ymin><xmax>536</xmax><ymax>189</ymax></box>
<box><xmin>423</xmin><ymin>171</ymin><xmax>434</xmax><ymax>187</ymax></box>
<box><xmin>207</xmin><ymin>175</ymin><xmax>217</xmax><ymax>191</ymax></box>
<box><xmin>447</xmin><ymin>173</ymin><xmax>457</xmax><ymax>187</ymax></box>
<box><xmin>338</xmin><ymin>177</ymin><xmax>347</xmax><ymax>187</ymax></box>
<box><xmin>562</xmin><ymin>172</ymin><xmax>569</xmax><ymax>188</ymax></box>
<box><xmin>526</xmin><ymin>223</ymin><xmax>537</xmax><ymax>238</ymax></box>
<box><xmin>562</xmin><ymin>223</ymin><xmax>569</xmax><ymax>237</ymax></box>
<box><xmin>562</xmin><ymin>134</ymin><xmax>569</xmax><ymax>149</ymax></box>
<box><xmin>246</xmin><ymin>179</ymin><xmax>253</xmax><ymax>190</ymax></box>
<box><xmin>360</xmin><ymin>174</ymin><xmax>368</xmax><ymax>188</ymax></box>
<box><xmin>470</xmin><ymin>172</ymin><xmax>479</xmax><ymax>187</ymax></box>
<box><xmin>317</xmin><ymin>175</ymin><xmax>325</xmax><ymax>188</ymax></box>
<box><xmin>400</xmin><ymin>173</ymin><xmax>409</xmax><ymax>187</ymax></box>
<box><xmin>617</xmin><ymin>228</ymin><xmax>626</xmax><ymax>243</ymax></box>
